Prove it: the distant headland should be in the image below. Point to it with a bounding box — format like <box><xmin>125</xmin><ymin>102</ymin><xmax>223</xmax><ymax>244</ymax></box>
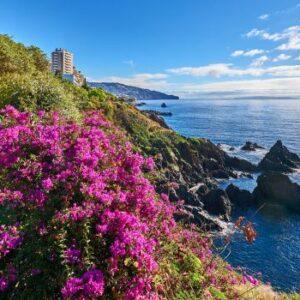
<box><xmin>88</xmin><ymin>82</ymin><xmax>179</xmax><ymax>100</ymax></box>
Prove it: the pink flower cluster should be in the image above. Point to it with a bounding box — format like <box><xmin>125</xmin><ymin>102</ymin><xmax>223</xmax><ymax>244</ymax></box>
<box><xmin>61</xmin><ymin>269</ymin><xmax>105</xmax><ymax>298</ymax></box>
<box><xmin>242</xmin><ymin>274</ymin><xmax>259</xmax><ymax>286</ymax></box>
<box><xmin>0</xmin><ymin>105</ymin><xmax>253</xmax><ymax>298</ymax></box>
<box><xmin>0</xmin><ymin>106</ymin><xmax>175</xmax><ymax>297</ymax></box>
<box><xmin>64</xmin><ymin>246</ymin><xmax>82</xmax><ymax>265</ymax></box>
<box><xmin>0</xmin><ymin>225</ymin><xmax>22</xmax><ymax>259</ymax></box>
<box><xmin>0</xmin><ymin>264</ymin><xmax>17</xmax><ymax>292</ymax></box>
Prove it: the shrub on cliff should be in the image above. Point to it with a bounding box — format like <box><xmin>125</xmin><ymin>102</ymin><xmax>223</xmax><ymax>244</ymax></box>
<box><xmin>0</xmin><ymin>35</ymin><xmax>48</xmax><ymax>74</ymax></box>
<box><xmin>0</xmin><ymin>106</ymin><xmax>253</xmax><ymax>299</ymax></box>
<box><xmin>0</xmin><ymin>35</ymin><xmax>113</xmax><ymax>119</ymax></box>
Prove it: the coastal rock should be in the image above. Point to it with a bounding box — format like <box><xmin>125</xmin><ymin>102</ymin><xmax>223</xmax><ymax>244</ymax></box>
<box><xmin>161</xmin><ymin>102</ymin><xmax>167</xmax><ymax>108</ymax></box>
<box><xmin>191</xmin><ymin>138</ymin><xmax>257</xmax><ymax>174</ymax></box>
<box><xmin>225</xmin><ymin>156</ymin><xmax>257</xmax><ymax>172</ymax></box>
<box><xmin>177</xmin><ymin>184</ymin><xmax>203</xmax><ymax>206</ymax></box>
<box><xmin>229</xmin><ymin>146</ymin><xmax>235</xmax><ymax>151</ymax></box>
<box><xmin>253</xmin><ymin>173</ymin><xmax>300</xmax><ymax>212</ymax></box>
<box><xmin>142</xmin><ymin>111</ymin><xmax>170</xmax><ymax>129</ymax></box>
<box><xmin>225</xmin><ymin>184</ymin><xmax>255</xmax><ymax>207</ymax></box>
<box><xmin>189</xmin><ymin>182</ymin><xmax>209</xmax><ymax>195</ymax></box>
<box><xmin>241</xmin><ymin>141</ymin><xmax>264</xmax><ymax>151</ymax></box>
<box><xmin>201</xmin><ymin>189</ymin><xmax>232</xmax><ymax>221</ymax></box>
<box><xmin>175</xmin><ymin>205</ymin><xmax>225</xmax><ymax>231</ymax></box>
<box><xmin>156</xmin><ymin>180</ymin><xmax>203</xmax><ymax>207</ymax></box>
<box><xmin>258</xmin><ymin>140</ymin><xmax>300</xmax><ymax>173</ymax></box>
<box><xmin>210</xmin><ymin>169</ymin><xmax>230</xmax><ymax>179</ymax></box>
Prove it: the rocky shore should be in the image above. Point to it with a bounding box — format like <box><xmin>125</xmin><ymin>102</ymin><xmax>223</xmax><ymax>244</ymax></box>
<box><xmin>157</xmin><ymin>137</ymin><xmax>300</xmax><ymax>230</ymax></box>
<box><xmin>112</xmin><ymin>100</ymin><xmax>300</xmax><ymax>231</ymax></box>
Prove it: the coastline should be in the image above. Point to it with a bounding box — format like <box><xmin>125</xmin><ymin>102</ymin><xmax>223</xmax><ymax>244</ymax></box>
<box><xmin>136</xmin><ymin>99</ymin><xmax>300</xmax><ymax>293</ymax></box>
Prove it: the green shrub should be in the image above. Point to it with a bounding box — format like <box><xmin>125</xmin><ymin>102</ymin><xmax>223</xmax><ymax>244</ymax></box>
<box><xmin>0</xmin><ymin>35</ymin><xmax>49</xmax><ymax>75</ymax></box>
<box><xmin>0</xmin><ymin>73</ymin><xmax>84</xmax><ymax>120</ymax></box>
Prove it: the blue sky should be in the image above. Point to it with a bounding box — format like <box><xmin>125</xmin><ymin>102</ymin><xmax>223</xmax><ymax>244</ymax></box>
<box><xmin>1</xmin><ymin>0</ymin><xmax>300</xmax><ymax>98</ymax></box>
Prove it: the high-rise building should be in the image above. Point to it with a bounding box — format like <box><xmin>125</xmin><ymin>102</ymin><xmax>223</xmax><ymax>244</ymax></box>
<box><xmin>51</xmin><ymin>48</ymin><xmax>73</xmax><ymax>74</ymax></box>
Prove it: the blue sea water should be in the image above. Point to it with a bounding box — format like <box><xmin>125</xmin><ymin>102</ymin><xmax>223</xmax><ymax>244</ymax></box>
<box><xmin>140</xmin><ymin>99</ymin><xmax>300</xmax><ymax>292</ymax></box>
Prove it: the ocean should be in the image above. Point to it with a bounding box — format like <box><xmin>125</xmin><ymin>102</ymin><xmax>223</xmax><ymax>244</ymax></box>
<box><xmin>140</xmin><ymin>99</ymin><xmax>300</xmax><ymax>292</ymax></box>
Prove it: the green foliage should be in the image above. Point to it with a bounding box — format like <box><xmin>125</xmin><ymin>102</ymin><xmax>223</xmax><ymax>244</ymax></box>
<box><xmin>27</xmin><ymin>45</ymin><xmax>50</xmax><ymax>73</ymax></box>
<box><xmin>0</xmin><ymin>35</ymin><xmax>113</xmax><ymax>121</ymax></box>
<box><xmin>175</xmin><ymin>290</ymin><xmax>199</xmax><ymax>300</ymax></box>
<box><xmin>209</xmin><ymin>287</ymin><xmax>227</xmax><ymax>300</ymax></box>
<box><xmin>0</xmin><ymin>72</ymin><xmax>84</xmax><ymax>120</ymax></box>
<box><xmin>154</xmin><ymin>240</ymin><xmax>221</xmax><ymax>299</ymax></box>
<box><xmin>0</xmin><ymin>34</ymin><xmax>48</xmax><ymax>75</ymax></box>
<box><xmin>86</xmin><ymin>88</ymin><xmax>114</xmax><ymax>118</ymax></box>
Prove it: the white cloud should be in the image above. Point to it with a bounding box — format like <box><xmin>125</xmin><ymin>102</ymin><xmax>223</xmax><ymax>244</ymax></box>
<box><xmin>168</xmin><ymin>64</ymin><xmax>243</xmax><ymax>77</ymax></box>
<box><xmin>259</xmin><ymin>14</ymin><xmax>269</xmax><ymax>20</ymax></box>
<box><xmin>246</xmin><ymin>28</ymin><xmax>282</xmax><ymax>41</ymax></box>
<box><xmin>175</xmin><ymin>77</ymin><xmax>300</xmax><ymax>98</ymax></box>
<box><xmin>276</xmin><ymin>29</ymin><xmax>300</xmax><ymax>50</ymax></box>
<box><xmin>246</xmin><ymin>26</ymin><xmax>300</xmax><ymax>50</ymax></box>
<box><xmin>273</xmin><ymin>53</ymin><xmax>291</xmax><ymax>62</ymax></box>
<box><xmin>231</xmin><ymin>50</ymin><xmax>244</xmax><ymax>57</ymax></box>
<box><xmin>231</xmin><ymin>49</ymin><xmax>266</xmax><ymax>57</ymax></box>
<box><xmin>167</xmin><ymin>63</ymin><xmax>300</xmax><ymax>78</ymax></box>
<box><xmin>250</xmin><ymin>55</ymin><xmax>269</xmax><ymax>67</ymax></box>
<box><xmin>91</xmin><ymin>73</ymin><xmax>170</xmax><ymax>90</ymax></box>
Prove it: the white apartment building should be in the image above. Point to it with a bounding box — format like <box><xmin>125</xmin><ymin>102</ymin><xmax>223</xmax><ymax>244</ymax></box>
<box><xmin>51</xmin><ymin>48</ymin><xmax>73</xmax><ymax>74</ymax></box>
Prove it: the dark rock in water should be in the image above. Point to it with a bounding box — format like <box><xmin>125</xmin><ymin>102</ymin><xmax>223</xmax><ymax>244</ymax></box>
<box><xmin>225</xmin><ymin>156</ymin><xmax>258</xmax><ymax>172</ymax></box>
<box><xmin>241</xmin><ymin>141</ymin><xmax>265</xmax><ymax>151</ymax></box>
<box><xmin>258</xmin><ymin>140</ymin><xmax>300</xmax><ymax>173</ymax></box>
<box><xmin>229</xmin><ymin>146</ymin><xmax>235</xmax><ymax>151</ymax></box>
<box><xmin>226</xmin><ymin>184</ymin><xmax>255</xmax><ymax>207</ymax></box>
<box><xmin>161</xmin><ymin>102</ymin><xmax>167</xmax><ymax>108</ymax></box>
<box><xmin>142</xmin><ymin>111</ymin><xmax>170</xmax><ymax>129</ymax></box>
<box><xmin>135</xmin><ymin>102</ymin><xmax>146</xmax><ymax>107</ymax></box>
<box><xmin>253</xmin><ymin>173</ymin><xmax>300</xmax><ymax>213</ymax></box>
<box><xmin>175</xmin><ymin>205</ymin><xmax>226</xmax><ymax>231</ymax></box>
<box><xmin>202</xmin><ymin>189</ymin><xmax>232</xmax><ymax>221</ymax></box>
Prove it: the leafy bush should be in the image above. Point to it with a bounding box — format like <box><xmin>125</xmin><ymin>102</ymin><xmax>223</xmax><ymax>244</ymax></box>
<box><xmin>0</xmin><ymin>35</ymin><xmax>113</xmax><ymax>120</ymax></box>
<box><xmin>0</xmin><ymin>106</ymin><xmax>253</xmax><ymax>299</ymax></box>
<box><xmin>0</xmin><ymin>35</ymin><xmax>49</xmax><ymax>75</ymax></box>
<box><xmin>0</xmin><ymin>72</ymin><xmax>87</xmax><ymax>119</ymax></box>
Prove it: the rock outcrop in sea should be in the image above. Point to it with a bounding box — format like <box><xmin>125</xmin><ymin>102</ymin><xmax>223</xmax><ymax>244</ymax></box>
<box><xmin>258</xmin><ymin>140</ymin><xmax>300</xmax><ymax>172</ymax></box>
<box><xmin>226</xmin><ymin>184</ymin><xmax>255</xmax><ymax>208</ymax></box>
<box><xmin>253</xmin><ymin>173</ymin><xmax>300</xmax><ymax>213</ymax></box>
<box><xmin>241</xmin><ymin>141</ymin><xmax>265</xmax><ymax>151</ymax></box>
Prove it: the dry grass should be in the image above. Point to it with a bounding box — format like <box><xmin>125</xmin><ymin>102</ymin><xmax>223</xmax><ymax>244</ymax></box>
<box><xmin>237</xmin><ymin>284</ymin><xmax>300</xmax><ymax>300</ymax></box>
